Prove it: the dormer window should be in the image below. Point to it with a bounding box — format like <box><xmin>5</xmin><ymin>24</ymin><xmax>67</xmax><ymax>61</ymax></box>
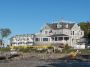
<box><xmin>57</xmin><ymin>24</ymin><xmax>62</xmax><ymax>28</ymax></box>
<box><xmin>66</xmin><ymin>24</ymin><xmax>68</xmax><ymax>28</ymax></box>
<box><xmin>49</xmin><ymin>30</ymin><xmax>52</xmax><ymax>33</ymax></box>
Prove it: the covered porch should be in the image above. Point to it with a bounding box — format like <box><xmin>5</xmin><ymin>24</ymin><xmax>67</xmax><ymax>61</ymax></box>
<box><xmin>49</xmin><ymin>34</ymin><xmax>69</xmax><ymax>44</ymax></box>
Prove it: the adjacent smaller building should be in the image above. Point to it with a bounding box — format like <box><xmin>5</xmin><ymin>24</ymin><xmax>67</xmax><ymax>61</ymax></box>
<box><xmin>10</xmin><ymin>34</ymin><xmax>34</xmax><ymax>46</ymax></box>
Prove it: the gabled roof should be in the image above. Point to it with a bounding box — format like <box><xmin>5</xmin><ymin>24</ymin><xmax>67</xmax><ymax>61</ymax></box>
<box><xmin>47</xmin><ymin>22</ymin><xmax>75</xmax><ymax>30</ymax></box>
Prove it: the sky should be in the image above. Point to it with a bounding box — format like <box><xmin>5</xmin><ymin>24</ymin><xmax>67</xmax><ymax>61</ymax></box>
<box><xmin>0</xmin><ymin>0</ymin><xmax>90</xmax><ymax>37</ymax></box>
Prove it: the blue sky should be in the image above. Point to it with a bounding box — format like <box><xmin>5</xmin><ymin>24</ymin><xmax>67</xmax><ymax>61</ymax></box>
<box><xmin>0</xmin><ymin>0</ymin><xmax>90</xmax><ymax>37</ymax></box>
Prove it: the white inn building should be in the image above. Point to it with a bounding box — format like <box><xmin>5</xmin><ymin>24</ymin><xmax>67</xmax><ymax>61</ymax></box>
<box><xmin>10</xmin><ymin>20</ymin><xmax>84</xmax><ymax>47</ymax></box>
<box><xmin>10</xmin><ymin>34</ymin><xmax>34</xmax><ymax>46</ymax></box>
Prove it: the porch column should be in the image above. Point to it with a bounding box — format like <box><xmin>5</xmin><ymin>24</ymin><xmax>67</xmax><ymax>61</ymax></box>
<box><xmin>63</xmin><ymin>36</ymin><xmax>66</xmax><ymax>44</ymax></box>
<box><xmin>40</xmin><ymin>37</ymin><xmax>42</xmax><ymax>42</ymax></box>
<box><xmin>63</xmin><ymin>36</ymin><xmax>64</xmax><ymax>40</ymax></box>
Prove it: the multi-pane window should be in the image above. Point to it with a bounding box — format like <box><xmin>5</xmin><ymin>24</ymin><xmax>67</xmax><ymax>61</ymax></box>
<box><xmin>64</xmin><ymin>37</ymin><xmax>69</xmax><ymax>41</ymax></box>
<box><xmin>52</xmin><ymin>37</ymin><xmax>54</xmax><ymax>40</ymax></box>
<box><xmin>43</xmin><ymin>38</ymin><xmax>48</xmax><ymax>41</ymax></box>
<box><xmin>71</xmin><ymin>31</ymin><xmax>74</xmax><ymax>35</ymax></box>
<box><xmin>55</xmin><ymin>37</ymin><xmax>58</xmax><ymax>41</ymax></box>
<box><xmin>18</xmin><ymin>42</ymin><xmax>23</xmax><ymax>44</ymax></box>
<box><xmin>26</xmin><ymin>42</ymin><xmax>32</xmax><ymax>44</ymax></box>
<box><xmin>35</xmin><ymin>38</ymin><xmax>40</xmax><ymax>41</ymax></box>
<box><xmin>49</xmin><ymin>30</ymin><xmax>52</xmax><ymax>33</ymax></box>
<box><xmin>57</xmin><ymin>24</ymin><xmax>62</xmax><ymax>28</ymax></box>
<box><xmin>58</xmin><ymin>37</ymin><xmax>63</xmax><ymax>40</ymax></box>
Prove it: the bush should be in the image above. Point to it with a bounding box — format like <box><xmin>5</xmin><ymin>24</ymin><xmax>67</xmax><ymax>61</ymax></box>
<box><xmin>64</xmin><ymin>44</ymin><xmax>71</xmax><ymax>49</ymax></box>
<box><xmin>80</xmin><ymin>49</ymin><xmax>90</xmax><ymax>55</ymax></box>
<box><xmin>0</xmin><ymin>47</ymin><xmax>10</xmax><ymax>52</ymax></box>
<box><xmin>62</xmin><ymin>44</ymin><xmax>76</xmax><ymax>53</ymax></box>
<box><xmin>62</xmin><ymin>45</ymin><xmax>90</xmax><ymax>54</ymax></box>
<box><xmin>12</xmin><ymin>46</ymin><xmax>47</xmax><ymax>53</ymax></box>
<box><xmin>17</xmin><ymin>46</ymin><xmax>35</xmax><ymax>53</ymax></box>
<box><xmin>47</xmin><ymin>46</ymin><xmax>54</xmax><ymax>49</ymax></box>
<box><xmin>54</xmin><ymin>49</ymin><xmax>61</xmax><ymax>53</ymax></box>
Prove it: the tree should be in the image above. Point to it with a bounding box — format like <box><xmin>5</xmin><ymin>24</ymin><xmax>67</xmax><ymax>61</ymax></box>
<box><xmin>79</xmin><ymin>22</ymin><xmax>90</xmax><ymax>38</ymax></box>
<box><xmin>0</xmin><ymin>28</ymin><xmax>11</xmax><ymax>47</ymax></box>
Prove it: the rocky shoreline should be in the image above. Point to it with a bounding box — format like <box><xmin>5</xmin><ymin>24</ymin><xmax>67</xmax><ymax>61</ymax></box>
<box><xmin>0</xmin><ymin>52</ymin><xmax>90</xmax><ymax>67</ymax></box>
<box><xmin>0</xmin><ymin>53</ymin><xmax>66</xmax><ymax>67</ymax></box>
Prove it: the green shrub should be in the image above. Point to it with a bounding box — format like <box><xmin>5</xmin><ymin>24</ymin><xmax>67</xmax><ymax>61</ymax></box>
<box><xmin>54</xmin><ymin>49</ymin><xmax>61</xmax><ymax>53</ymax></box>
<box><xmin>47</xmin><ymin>46</ymin><xmax>54</xmax><ymax>49</ymax></box>
<box><xmin>35</xmin><ymin>49</ymin><xmax>47</xmax><ymax>53</ymax></box>
<box><xmin>19</xmin><ymin>48</ymin><xmax>29</xmax><ymax>52</ymax></box>
<box><xmin>0</xmin><ymin>47</ymin><xmax>10</xmax><ymax>52</ymax></box>
<box><xmin>80</xmin><ymin>49</ymin><xmax>90</xmax><ymax>55</ymax></box>
<box><xmin>64</xmin><ymin>44</ymin><xmax>71</xmax><ymax>49</ymax></box>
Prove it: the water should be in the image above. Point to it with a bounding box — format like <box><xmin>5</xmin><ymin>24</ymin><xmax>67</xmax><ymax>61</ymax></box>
<box><xmin>0</xmin><ymin>59</ymin><xmax>90</xmax><ymax>67</ymax></box>
<box><xmin>38</xmin><ymin>59</ymin><xmax>90</xmax><ymax>67</ymax></box>
<box><xmin>48</xmin><ymin>61</ymin><xmax>90</xmax><ymax>67</ymax></box>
